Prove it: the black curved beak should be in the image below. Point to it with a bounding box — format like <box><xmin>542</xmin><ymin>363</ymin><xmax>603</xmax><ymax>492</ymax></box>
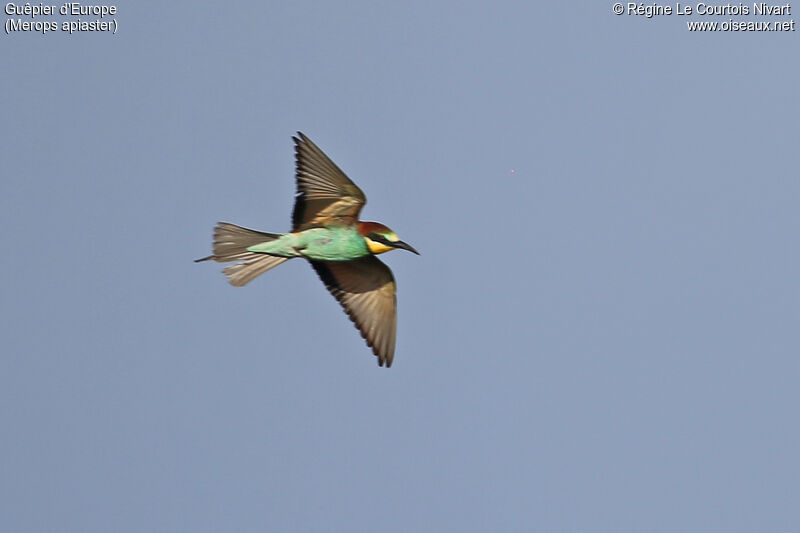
<box><xmin>392</xmin><ymin>240</ymin><xmax>420</xmax><ymax>255</ymax></box>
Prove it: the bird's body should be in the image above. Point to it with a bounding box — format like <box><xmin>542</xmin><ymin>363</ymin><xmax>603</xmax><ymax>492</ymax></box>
<box><xmin>196</xmin><ymin>133</ymin><xmax>418</xmax><ymax>367</ymax></box>
<box><xmin>247</xmin><ymin>226</ymin><xmax>370</xmax><ymax>261</ymax></box>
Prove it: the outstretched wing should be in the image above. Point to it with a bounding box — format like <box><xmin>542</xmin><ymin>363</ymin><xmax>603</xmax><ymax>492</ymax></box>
<box><xmin>310</xmin><ymin>257</ymin><xmax>397</xmax><ymax>367</ymax></box>
<box><xmin>292</xmin><ymin>132</ymin><xmax>367</xmax><ymax>231</ymax></box>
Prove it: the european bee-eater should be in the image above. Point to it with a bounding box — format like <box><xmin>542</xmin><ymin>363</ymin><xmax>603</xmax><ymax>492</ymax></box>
<box><xmin>196</xmin><ymin>133</ymin><xmax>418</xmax><ymax>367</ymax></box>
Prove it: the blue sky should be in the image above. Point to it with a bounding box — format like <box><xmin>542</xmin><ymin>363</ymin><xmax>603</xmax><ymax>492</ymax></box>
<box><xmin>2</xmin><ymin>2</ymin><xmax>798</xmax><ymax>531</ymax></box>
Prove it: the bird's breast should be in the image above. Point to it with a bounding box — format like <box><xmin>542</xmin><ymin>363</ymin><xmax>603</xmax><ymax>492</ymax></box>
<box><xmin>297</xmin><ymin>227</ymin><xmax>370</xmax><ymax>261</ymax></box>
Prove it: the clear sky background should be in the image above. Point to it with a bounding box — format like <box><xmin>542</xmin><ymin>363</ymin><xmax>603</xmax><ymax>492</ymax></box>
<box><xmin>2</xmin><ymin>2</ymin><xmax>798</xmax><ymax>531</ymax></box>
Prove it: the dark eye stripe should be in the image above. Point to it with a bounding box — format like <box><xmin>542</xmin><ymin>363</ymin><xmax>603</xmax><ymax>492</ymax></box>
<box><xmin>368</xmin><ymin>233</ymin><xmax>393</xmax><ymax>246</ymax></box>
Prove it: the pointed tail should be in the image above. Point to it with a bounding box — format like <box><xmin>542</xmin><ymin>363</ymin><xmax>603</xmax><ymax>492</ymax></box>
<box><xmin>195</xmin><ymin>222</ymin><xmax>289</xmax><ymax>286</ymax></box>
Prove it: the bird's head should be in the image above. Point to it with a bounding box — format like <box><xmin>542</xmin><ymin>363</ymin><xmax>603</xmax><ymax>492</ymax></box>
<box><xmin>358</xmin><ymin>222</ymin><xmax>419</xmax><ymax>256</ymax></box>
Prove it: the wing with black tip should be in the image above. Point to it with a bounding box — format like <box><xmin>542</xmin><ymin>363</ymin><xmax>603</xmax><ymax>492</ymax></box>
<box><xmin>292</xmin><ymin>132</ymin><xmax>367</xmax><ymax>231</ymax></box>
<box><xmin>310</xmin><ymin>256</ymin><xmax>397</xmax><ymax>367</ymax></box>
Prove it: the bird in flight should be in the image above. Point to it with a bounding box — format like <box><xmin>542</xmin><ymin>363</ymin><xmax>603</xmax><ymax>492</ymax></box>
<box><xmin>196</xmin><ymin>133</ymin><xmax>418</xmax><ymax>367</ymax></box>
